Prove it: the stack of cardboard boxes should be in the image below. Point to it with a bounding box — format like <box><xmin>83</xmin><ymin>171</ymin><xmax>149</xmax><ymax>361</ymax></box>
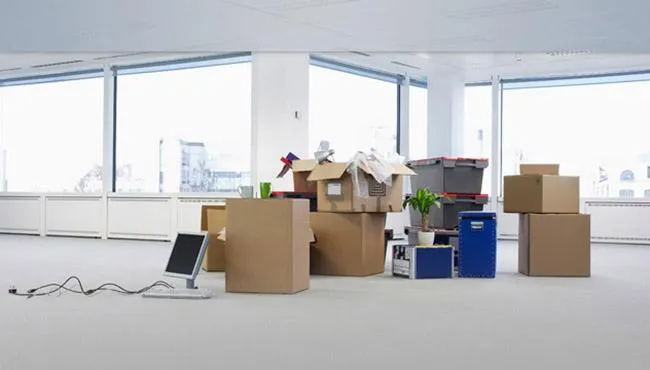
<box><xmin>307</xmin><ymin>161</ymin><xmax>415</xmax><ymax>276</ymax></box>
<box><xmin>503</xmin><ymin>164</ymin><xmax>591</xmax><ymax>277</ymax></box>
<box><xmin>198</xmin><ymin>158</ymin><xmax>414</xmax><ymax>294</ymax></box>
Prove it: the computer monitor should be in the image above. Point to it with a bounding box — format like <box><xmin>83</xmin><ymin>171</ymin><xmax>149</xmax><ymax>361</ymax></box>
<box><xmin>163</xmin><ymin>232</ymin><xmax>209</xmax><ymax>289</ymax></box>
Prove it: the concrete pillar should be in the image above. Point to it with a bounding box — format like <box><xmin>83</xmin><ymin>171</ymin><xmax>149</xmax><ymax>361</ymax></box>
<box><xmin>251</xmin><ymin>53</ymin><xmax>310</xmax><ymax>192</ymax></box>
<box><xmin>426</xmin><ymin>70</ymin><xmax>465</xmax><ymax>157</ymax></box>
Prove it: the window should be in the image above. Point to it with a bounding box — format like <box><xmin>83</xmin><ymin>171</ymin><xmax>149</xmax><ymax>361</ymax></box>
<box><xmin>309</xmin><ymin>65</ymin><xmax>398</xmax><ymax>162</ymax></box>
<box><xmin>645</xmin><ymin>189</ymin><xmax>650</xmax><ymax>198</ymax></box>
<box><xmin>115</xmin><ymin>61</ymin><xmax>252</xmax><ymax>193</ymax></box>
<box><xmin>502</xmin><ymin>76</ymin><xmax>650</xmax><ymax>198</ymax></box>
<box><xmin>620</xmin><ymin>189</ymin><xmax>634</xmax><ymax>197</ymax></box>
<box><xmin>464</xmin><ymin>85</ymin><xmax>493</xmax><ymax>196</ymax></box>
<box><xmin>620</xmin><ymin>170</ymin><xmax>635</xmax><ymax>181</ymax></box>
<box><xmin>0</xmin><ymin>75</ymin><xmax>103</xmax><ymax>192</ymax></box>
<box><xmin>408</xmin><ymin>85</ymin><xmax>427</xmax><ymax>160</ymax></box>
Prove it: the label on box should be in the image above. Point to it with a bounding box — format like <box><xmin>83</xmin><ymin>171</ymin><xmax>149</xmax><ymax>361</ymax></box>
<box><xmin>327</xmin><ymin>181</ymin><xmax>342</xmax><ymax>196</ymax></box>
<box><xmin>367</xmin><ymin>177</ymin><xmax>387</xmax><ymax>197</ymax></box>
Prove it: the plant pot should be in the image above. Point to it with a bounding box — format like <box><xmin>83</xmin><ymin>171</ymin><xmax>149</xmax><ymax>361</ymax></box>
<box><xmin>417</xmin><ymin>230</ymin><xmax>436</xmax><ymax>246</ymax></box>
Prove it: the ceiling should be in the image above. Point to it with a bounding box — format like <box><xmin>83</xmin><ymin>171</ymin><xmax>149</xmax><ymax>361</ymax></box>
<box><xmin>1</xmin><ymin>0</ymin><xmax>649</xmax><ymax>53</ymax></box>
<box><xmin>2</xmin><ymin>0</ymin><xmax>650</xmax><ymax>82</ymax></box>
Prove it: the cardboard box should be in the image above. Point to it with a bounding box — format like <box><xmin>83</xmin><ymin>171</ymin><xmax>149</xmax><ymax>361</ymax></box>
<box><xmin>503</xmin><ymin>175</ymin><xmax>579</xmax><ymax>214</ymax></box>
<box><xmin>291</xmin><ymin>160</ymin><xmax>318</xmax><ymax>193</ymax></box>
<box><xmin>203</xmin><ymin>207</ymin><xmax>227</xmax><ymax>271</ymax></box>
<box><xmin>519</xmin><ymin>214</ymin><xmax>591</xmax><ymax>277</ymax></box>
<box><xmin>225</xmin><ymin>199</ymin><xmax>310</xmax><ymax>294</ymax></box>
<box><xmin>307</xmin><ymin>162</ymin><xmax>415</xmax><ymax>213</ymax></box>
<box><xmin>310</xmin><ymin>212</ymin><xmax>386</xmax><ymax>276</ymax></box>
<box><xmin>200</xmin><ymin>205</ymin><xmax>227</xmax><ymax>272</ymax></box>
<box><xmin>520</xmin><ymin>163</ymin><xmax>560</xmax><ymax>175</ymax></box>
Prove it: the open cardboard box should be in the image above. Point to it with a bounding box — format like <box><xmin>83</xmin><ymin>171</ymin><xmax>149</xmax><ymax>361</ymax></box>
<box><xmin>307</xmin><ymin>162</ymin><xmax>415</xmax><ymax>213</ymax></box>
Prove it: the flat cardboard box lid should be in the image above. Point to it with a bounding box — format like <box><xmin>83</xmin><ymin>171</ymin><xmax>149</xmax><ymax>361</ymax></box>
<box><xmin>520</xmin><ymin>163</ymin><xmax>559</xmax><ymax>175</ymax></box>
<box><xmin>307</xmin><ymin>162</ymin><xmax>415</xmax><ymax>181</ymax></box>
<box><xmin>292</xmin><ymin>159</ymin><xmax>318</xmax><ymax>173</ymax></box>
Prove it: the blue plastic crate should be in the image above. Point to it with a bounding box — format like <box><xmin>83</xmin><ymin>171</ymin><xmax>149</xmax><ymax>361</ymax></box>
<box><xmin>458</xmin><ymin>211</ymin><xmax>497</xmax><ymax>278</ymax></box>
<box><xmin>392</xmin><ymin>245</ymin><xmax>453</xmax><ymax>279</ymax></box>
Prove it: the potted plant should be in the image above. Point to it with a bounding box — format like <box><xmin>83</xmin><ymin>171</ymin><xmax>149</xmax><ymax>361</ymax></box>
<box><xmin>403</xmin><ymin>188</ymin><xmax>443</xmax><ymax>245</ymax></box>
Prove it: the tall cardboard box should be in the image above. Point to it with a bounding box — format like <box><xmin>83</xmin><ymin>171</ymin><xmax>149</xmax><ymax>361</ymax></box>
<box><xmin>203</xmin><ymin>207</ymin><xmax>227</xmax><ymax>271</ymax></box>
<box><xmin>519</xmin><ymin>214</ymin><xmax>591</xmax><ymax>277</ymax></box>
<box><xmin>310</xmin><ymin>212</ymin><xmax>387</xmax><ymax>276</ymax></box>
<box><xmin>503</xmin><ymin>175</ymin><xmax>579</xmax><ymax>214</ymax></box>
<box><xmin>200</xmin><ymin>205</ymin><xmax>227</xmax><ymax>272</ymax></box>
<box><xmin>291</xmin><ymin>159</ymin><xmax>318</xmax><ymax>193</ymax></box>
<box><xmin>307</xmin><ymin>162</ymin><xmax>415</xmax><ymax>213</ymax></box>
<box><xmin>225</xmin><ymin>199</ymin><xmax>310</xmax><ymax>294</ymax></box>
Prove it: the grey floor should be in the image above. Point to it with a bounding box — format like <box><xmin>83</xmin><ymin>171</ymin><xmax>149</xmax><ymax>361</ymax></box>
<box><xmin>1</xmin><ymin>235</ymin><xmax>649</xmax><ymax>370</ymax></box>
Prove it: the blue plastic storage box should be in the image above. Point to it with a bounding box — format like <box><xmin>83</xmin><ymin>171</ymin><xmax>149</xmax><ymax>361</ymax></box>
<box><xmin>458</xmin><ymin>211</ymin><xmax>497</xmax><ymax>278</ymax></box>
<box><xmin>392</xmin><ymin>245</ymin><xmax>453</xmax><ymax>279</ymax></box>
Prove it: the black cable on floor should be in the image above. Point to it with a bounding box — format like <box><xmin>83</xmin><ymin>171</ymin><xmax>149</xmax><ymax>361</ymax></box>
<box><xmin>8</xmin><ymin>275</ymin><xmax>174</xmax><ymax>298</ymax></box>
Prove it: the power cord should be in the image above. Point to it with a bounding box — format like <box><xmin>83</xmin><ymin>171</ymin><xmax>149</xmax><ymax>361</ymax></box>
<box><xmin>8</xmin><ymin>276</ymin><xmax>174</xmax><ymax>298</ymax></box>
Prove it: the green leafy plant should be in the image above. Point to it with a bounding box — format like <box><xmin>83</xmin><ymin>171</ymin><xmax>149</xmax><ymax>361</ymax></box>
<box><xmin>403</xmin><ymin>188</ymin><xmax>443</xmax><ymax>232</ymax></box>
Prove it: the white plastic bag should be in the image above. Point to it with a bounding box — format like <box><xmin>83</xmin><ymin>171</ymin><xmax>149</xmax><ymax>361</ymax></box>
<box><xmin>346</xmin><ymin>150</ymin><xmax>394</xmax><ymax>198</ymax></box>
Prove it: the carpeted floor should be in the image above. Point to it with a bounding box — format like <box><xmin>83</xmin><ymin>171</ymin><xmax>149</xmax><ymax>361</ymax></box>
<box><xmin>1</xmin><ymin>234</ymin><xmax>649</xmax><ymax>370</ymax></box>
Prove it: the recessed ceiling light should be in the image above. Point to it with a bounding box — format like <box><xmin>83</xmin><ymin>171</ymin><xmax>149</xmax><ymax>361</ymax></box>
<box><xmin>415</xmin><ymin>53</ymin><xmax>431</xmax><ymax>60</ymax></box>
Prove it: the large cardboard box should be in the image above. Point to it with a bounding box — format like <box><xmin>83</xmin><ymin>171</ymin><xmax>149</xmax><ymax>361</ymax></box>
<box><xmin>203</xmin><ymin>207</ymin><xmax>227</xmax><ymax>271</ymax></box>
<box><xmin>310</xmin><ymin>212</ymin><xmax>386</xmax><ymax>276</ymax></box>
<box><xmin>503</xmin><ymin>175</ymin><xmax>579</xmax><ymax>214</ymax></box>
<box><xmin>307</xmin><ymin>162</ymin><xmax>415</xmax><ymax>213</ymax></box>
<box><xmin>225</xmin><ymin>199</ymin><xmax>310</xmax><ymax>294</ymax></box>
<box><xmin>520</xmin><ymin>163</ymin><xmax>559</xmax><ymax>175</ymax></box>
<box><xmin>200</xmin><ymin>205</ymin><xmax>227</xmax><ymax>271</ymax></box>
<box><xmin>291</xmin><ymin>159</ymin><xmax>318</xmax><ymax>193</ymax></box>
<box><xmin>519</xmin><ymin>214</ymin><xmax>591</xmax><ymax>277</ymax></box>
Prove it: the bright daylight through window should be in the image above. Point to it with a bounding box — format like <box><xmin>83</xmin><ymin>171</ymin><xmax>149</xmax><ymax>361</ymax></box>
<box><xmin>502</xmin><ymin>77</ymin><xmax>650</xmax><ymax>198</ymax></box>
<box><xmin>116</xmin><ymin>61</ymin><xmax>252</xmax><ymax>193</ymax></box>
<box><xmin>309</xmin><ymin>65</ymin><xmax>398</xmax><ymax>162</ymax></box>
<box><xmin>0</xmin><ymin>76</ymin><xmax>103</xmax><ymax>192</ymax></box>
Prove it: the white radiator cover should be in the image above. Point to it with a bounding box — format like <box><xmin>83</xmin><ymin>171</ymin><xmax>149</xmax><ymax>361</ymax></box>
<box><xmin>0</xmin><ymin>195</ymin><xmax>41</xmax><ymax>235</ymax></box>
<box><xmin>45</xmin><ymin>196</ymin><xmax>103</xmax><ymax>237</ymax></box>
<box><xmin>1</xmin><ymin>194</ymin><xmax>649</xmax><ymax>244</ymax></box>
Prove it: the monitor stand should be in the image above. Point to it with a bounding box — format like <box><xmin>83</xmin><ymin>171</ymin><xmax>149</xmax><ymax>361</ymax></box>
<box><xmin>185</xmin><ymin>278</ymin><xmax>197</xmax><ymax>290</ymax></box>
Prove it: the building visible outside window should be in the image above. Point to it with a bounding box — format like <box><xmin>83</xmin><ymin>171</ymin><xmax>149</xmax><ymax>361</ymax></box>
<box><xmin>619</xmin><ymin>189</ymin><xmax>634</xmax><ymax>197</ymax></box>
<box><xmin>620</xmin><ymin>170</ymin><xmax>635</xmax><ymax>181</ymax></box>
<box><xmin>115</xmin><ymin>61</ymin><xmax>252</xmax><ymax>193</ymax></box>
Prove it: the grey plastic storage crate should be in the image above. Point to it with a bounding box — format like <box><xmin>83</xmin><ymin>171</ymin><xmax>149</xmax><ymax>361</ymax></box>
<box><xmin>408</xmin><ymin>157</ymin><xmax>488</xmax><ymax>194</ymax></box>
<box><xmin>407</xmin><ymin>193</ymin><xmax>488</xmax><ymax>230</ymax></box>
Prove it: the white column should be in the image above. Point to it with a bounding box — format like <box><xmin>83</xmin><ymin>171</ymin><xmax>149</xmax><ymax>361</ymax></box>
<box><xmin>426</xmin><ymin>70</ymin><xmax>465</xmax><ymax>157</ymax></box>
<box><xmin>491</xmin><ymin>76</ymin><xmax>502</xmax><ymax>208</ymax></box>
<box><xmin>102</xmin><ymin>65</ymin><xmax>116</xmax><ymax>193</ymax></box>
<box><xmin>251</xmin><ymin>53</ymin><xmax>310</xmax><ymax>192</ymax></box>
<box><xmin>398</xmin><ymin>76</ymin><xmax>410</xmax><ymax>160</ymax></box>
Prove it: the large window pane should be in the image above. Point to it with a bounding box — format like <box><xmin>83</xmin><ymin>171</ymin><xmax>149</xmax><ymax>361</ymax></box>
<box><xmin>0</xmin><ymin>77</ymin><xmax>103</xmax><ymax>192</ymax></box>
<box><xmin>464</xmin><ymin>85</ymin><xmax>492</xmax><ymax>195</ymax></box>
<box><xmin>116</xmin><ymin>62</ymin><xmax>252</xmax><ymax>193</ymax></box>
<box><xmin>502</xmin><ymin>77</ymin><xmax>650</xmax><ymax>198</ymax></box>
<box><xmin>409</xmin><ymin>85</ymin><xmax>427</xmax><ymax>160</ymax></box>
<box><xmin>310</xmin><ymin>65</ymin><xmax>397</xmax><ymax>161</ymax></box>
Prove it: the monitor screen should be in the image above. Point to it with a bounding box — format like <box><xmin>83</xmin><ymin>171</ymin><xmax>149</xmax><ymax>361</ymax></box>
<box><xmin>165</xmin><ymin>233</ymin><xmax>207</xmax><ymax>276</ymax></box>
